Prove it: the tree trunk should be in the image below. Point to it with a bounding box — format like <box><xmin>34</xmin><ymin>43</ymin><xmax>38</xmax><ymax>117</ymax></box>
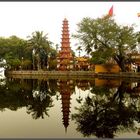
<box><xmin>113</xmin><ymin>55</ymin><xmax>126</xmax><ymax>72</ymax></box>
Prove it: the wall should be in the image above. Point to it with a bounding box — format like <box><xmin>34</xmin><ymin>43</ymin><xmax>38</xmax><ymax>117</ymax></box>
<box><xmin>95</xmin><ymin>64</ymin><xmax>120</xmax><ymax>73</ymax></box>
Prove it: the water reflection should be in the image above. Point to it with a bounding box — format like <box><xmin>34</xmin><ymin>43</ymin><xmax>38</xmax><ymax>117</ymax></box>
<box><xmin>0</xmin><ymin>77</ymin><xmax>140</xmax><ymax>138</ymax></box>
<box><xmin>72</xmin><ymin>80</ymin><xmax>140</xmax><ymax>138</ymax></box>
<box><xmin>57</xmin><ymin>80</ymin><xmax>75</xmax><ymax>132</ymax></box>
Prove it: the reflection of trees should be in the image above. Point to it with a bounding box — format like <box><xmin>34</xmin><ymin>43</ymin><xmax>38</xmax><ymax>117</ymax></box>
<box><xmin>76</xmin><ymin>89</ymin><xmax>83</xmax><ymax>104</ymax></box>
<box><xmin>0</xmin><ymin>78</ymin><xmax>27</xmax><ymax>111</ymax></box>
<box><xmin>72</xmin><ymin>81</ymin><xmax>140</xmax><ymax>138</ymax></box>
<box><xmin>0</xmin><ymin>78</ymin><xmax>57</xmax><ymax>120</ymax></box>
<box><xmin>76</xmin><ymin>80</ymin><xmax>90</xmax><ymax>91</ymax></box>
<box><xmin>48</xmin><ymin>79</ymin><xmax>58</xmax><ymax>95</ymax></box>
<box><xmin>26</xmin><ymin>95</ymin><xmax>53</xmax><ymax>119</ymax></box>
<box><xmin>26</xmin><ymin>79</ymin><xmax>56</xmax><ymax>119</ymax></box>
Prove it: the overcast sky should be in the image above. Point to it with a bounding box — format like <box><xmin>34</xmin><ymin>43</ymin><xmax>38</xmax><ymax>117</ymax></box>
<box><xmin>0</xmin><ymin>2</ymin><xmax>140</xmax><ymax>55</ymax></box>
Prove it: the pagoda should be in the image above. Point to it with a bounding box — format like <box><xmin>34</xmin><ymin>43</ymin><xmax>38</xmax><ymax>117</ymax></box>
<box><xmin>57</xmin><ymin>18</ymin><xmax>74</xmax><ymax>71</ymax></box>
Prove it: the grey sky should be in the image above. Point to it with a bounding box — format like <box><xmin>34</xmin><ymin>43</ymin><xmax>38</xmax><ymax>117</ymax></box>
<box><xmin>0</xmin><ymin>2</ymin><xmax>140</xmax><ymax>55</ymax></box>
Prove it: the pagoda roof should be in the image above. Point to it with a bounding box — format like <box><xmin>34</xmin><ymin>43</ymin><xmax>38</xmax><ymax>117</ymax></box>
<box><xmin>59</xmin><ymin>59</ymin><xmax>71</xmax><ymax>64</ymax></box>
<box><xmin>76</xmin><ymin>57</ymin><xmax>89</xmax><ymax>62</ymax></box>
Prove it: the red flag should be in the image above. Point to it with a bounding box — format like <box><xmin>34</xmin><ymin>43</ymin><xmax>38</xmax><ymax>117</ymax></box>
<box><xmin>108</xmin><ymin>5</ymin><xmax>113</xmax><ymax>17</ymax></box>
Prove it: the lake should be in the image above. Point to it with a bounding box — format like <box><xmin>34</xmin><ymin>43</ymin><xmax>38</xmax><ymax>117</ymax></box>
<box><xmin>0</xmin><ymin>76</ymin><xmax>140</xmax><ymax>138</ymax></box>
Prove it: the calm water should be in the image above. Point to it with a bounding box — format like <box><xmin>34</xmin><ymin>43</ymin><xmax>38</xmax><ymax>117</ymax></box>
<box><xmin>0</xmin><ymin>76</ymin><xmax>140</xmax><ymax>138</ymax></box>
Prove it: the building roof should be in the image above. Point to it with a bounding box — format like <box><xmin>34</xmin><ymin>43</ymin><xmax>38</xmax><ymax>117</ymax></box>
<box><xmin>76</xmin><ymin>57</ymin><xmax>89</xmax><ymax>62</ymax></box>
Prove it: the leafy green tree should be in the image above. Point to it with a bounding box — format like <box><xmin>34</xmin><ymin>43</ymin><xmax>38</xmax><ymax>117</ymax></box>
<box><xmin>8</xmin><ymin>36</ymin><xmax>27</xmax><ymax>59</ymax></box>
<box><xmin>22</xmin><ymin>59</ymin><xmax>32</xmax><ymax>70</ymax></box>
<box><xmin>0</xmin><ymin>36</ymin><xmax>27</xmax><ymax>70</ymax></box>
<box><xmin>136</xmin><ymin>31</ymin><xmax>140</xmax><ymax>43</ymax></box>
<box><xmin>48</xmin><ymin>49</ymin><xmax>57</xmax><ymax>70</ymax></box>
<box><xmin>8</xmin><ymin>58</ymin><xmax>21</xmax><ymax>70</ymax></box>
<box><xmin>0</xmin><ymin>32</ymin><xmax>57</xmax><ymax>70</ymax></box>
<box><xmin>27</xmin><ymin>31</ymin><xmax>52</xmax><ymax>70</ymax></box>
<box><xmin>73</xmin><ymin>16</ymin><xmax>137</xmax><ymax>72</ymax></box>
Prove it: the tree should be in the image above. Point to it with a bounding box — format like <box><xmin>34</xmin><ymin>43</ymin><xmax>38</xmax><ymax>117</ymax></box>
<box><xmin>48</xmin><ymin>49</ymin><xmax>57</xmax><ymax>70</ymax></box>
<box><xmin>27</xmin><ymin>31</ymin><xmax>52</xmax><ymax>70</ymax></box>
<box><xmin>22</xmin><ymin>59</ymin><xmax>32</xmax><ymax>70</ymax></box>
<box><xmin>73</xmin><ymin>16</ymin><xmax>137</xmax><ymax>72</ymax></box>
<box><xmin>0</xmin><ymin>36</ymin><xmax>27</xmax><ymax>70</ymax></box>
<box><xmin>8</xmin><ymin>58</ymin><xmax>21</xmax><ymax>70</ymax></box>
<box><xmin>0</xmin><ymin>32</ymin><xmax>56</xmax><ymax>70</ymax></box>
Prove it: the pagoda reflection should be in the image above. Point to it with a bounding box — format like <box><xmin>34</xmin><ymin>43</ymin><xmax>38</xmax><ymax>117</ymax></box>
<box><xmin>57</xmin><ymin>79</ymin><xmax>75</xmax><ymax>132</ymax></box>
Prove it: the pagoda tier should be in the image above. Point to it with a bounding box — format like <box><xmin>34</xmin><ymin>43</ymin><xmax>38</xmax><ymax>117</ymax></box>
<box><xmin>62</xmin><ymin>29</ymin><xmax>69</xmax><ymax>32</ymax></box>
<box><xmin>61</xmin><ymin>39</ymin><xmax>70</xmax><ymax>42</ymax></box>
<box><xmin>60</xmin><ymin>43</ymin><xmax>71</xmax><ymax>46</ymax></box>
<box><xmin>57</xmin><ymin>18</ymin><xmax>74</xmax><ymax>71</ymax></box>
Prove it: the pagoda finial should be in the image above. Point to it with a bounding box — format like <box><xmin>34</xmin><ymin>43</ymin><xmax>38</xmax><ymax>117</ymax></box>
<box><xmin>64</xmin><ymin>17</ymin><xmax>68</xmax><ymax>21</ymax></box>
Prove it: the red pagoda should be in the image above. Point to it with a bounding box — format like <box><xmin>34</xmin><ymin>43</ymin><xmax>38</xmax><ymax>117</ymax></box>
<box><xmin>57</xmin><ymin>18</ymin><xmax>74</xmax><ymax>71</ymax></box>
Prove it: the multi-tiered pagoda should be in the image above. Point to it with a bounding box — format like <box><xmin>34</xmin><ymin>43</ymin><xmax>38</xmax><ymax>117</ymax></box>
<box><xmin>57</xmin><ymin>18</ymin><xmax>74</xmax><ymax>71</ymax></box>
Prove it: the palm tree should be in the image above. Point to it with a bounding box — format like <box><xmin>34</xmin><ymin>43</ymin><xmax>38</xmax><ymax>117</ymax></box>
<box><xmin>27</xmin><ymin>31</ymin><xmax>51</xmax><ymax>70</ymax></box>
